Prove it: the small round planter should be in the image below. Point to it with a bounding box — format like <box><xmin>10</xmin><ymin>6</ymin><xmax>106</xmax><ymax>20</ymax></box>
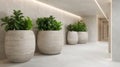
<box><xmin>78</xmin><ymin>32</ymin><xmax>88</xmax><ymax>44</ymax></box>
<box><xmin>67</xmin><ymin>31</ymin><xmax>78</xmax><ymax>45</ymax></box>
<box><xmin>5</xmin><ymin>30</ymin><xmax>35</xmax><ymax>63</ymax></box>
<box><xmin>37</xmin><ymin>31</ymin><xmax>64</xmax><ymax>55</ymax></box>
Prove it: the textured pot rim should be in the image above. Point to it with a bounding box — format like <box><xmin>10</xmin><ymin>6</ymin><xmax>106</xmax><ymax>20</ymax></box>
<box><xmin>78</xmin><ymin>31</ymin><xmax>88</xmax><ymax>33</ymax></box>
<box><xmin>38</xmin><ymin>30</ymin><xmax>61</xmax><ymax>32</ymax></box>
<box><xmin>7</xmin><ymin>30</ymin><xmax>33</xmax><ymax>32</ymax></box>
<box><xmin>68</xmin><ymin>31</ymin><xmax>77</xmax><ymax>32</ymax></box>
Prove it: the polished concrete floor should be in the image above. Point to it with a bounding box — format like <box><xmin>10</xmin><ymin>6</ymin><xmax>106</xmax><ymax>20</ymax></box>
<box><xmin>0</xmin><ymin>42</ymin><xmax>120</xmax><ymax>67</ymax></box>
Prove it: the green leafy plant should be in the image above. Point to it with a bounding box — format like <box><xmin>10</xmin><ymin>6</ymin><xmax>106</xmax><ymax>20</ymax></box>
<box><xmin>0</xmin><ymin>10</ymin><xmax>33</xmax><ymax>31</ymax></box>
<box><xmin>67</xmin><ymin>20</ymin><xmax>87</xmax><ymax>32</ymax></box>
<box><xmin>76</xmin><ymin>21</ymin><xmax>87</xmax><ymax>32</ymax></box>
<box><xmin>67</xmin><ymin>24</ymin><xmax>76</xmax><ymax>31</ymax></box>
<box><xmin>36</xmin><ymin>16</ymin><xmax>62</xmax><ymax>31</ymax></box>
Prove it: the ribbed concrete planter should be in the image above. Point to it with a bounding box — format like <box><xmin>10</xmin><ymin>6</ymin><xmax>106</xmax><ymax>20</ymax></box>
<box><xmin>5</xmin><ymin>30</ymin><xmax>35</xmax><ymax>63</ymax></box>
<box><xmin>37</xmin><ymin>31</ymin><xmax>64</xmax><ymax>55</ymax></box>
<box><xmin>78</xmin><ymin>32</ymin><xmax>88</xmax><ymax>44</ymax></box>
<box><xmin>67</xmin><ymin>31</ymin><xmax>78</xmax><ymax>45</ymax></box>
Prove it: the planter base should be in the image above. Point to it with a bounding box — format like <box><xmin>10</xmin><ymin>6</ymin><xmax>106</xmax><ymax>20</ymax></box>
<box><xmin>8</xmin><ymin>53</ymin><xmax>33</xmax><ymax>63</ymax></box>
<box><xmin>67</xmin><ymin>31</ymin><xmax>78</xmax><ymax>45</ymax></box>
<box><xmin>37</xmin><ymin>31</ymin><xmax>64</xmax><ymax>55</ymax></box>
<box><xmin>40</xmin><ymin>52</ymin><xmax>61</xmax><ymax>55</ymax></box>
<box><xmin>78</xmin><ymin>32</ymin><xmax>88</xmax><ymax>44</ymax></box>
<box><xmin>5</xmin><ymin>30</ymin><xmax>35</xmax><ymax>63</ymax></box>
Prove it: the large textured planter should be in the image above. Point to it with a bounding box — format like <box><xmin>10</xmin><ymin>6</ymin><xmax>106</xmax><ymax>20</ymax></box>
<box><xmin>67</xmin><ymin>31</ymin><xmax>78</xmax><ymax>45</ymax></box>
<box><xmin>37</xmin><ymin>31</ymin><xmax>64</xmax><ymax>55</ymax></box>
<box><xmin>5</xmin><ymin>30</ymin><xmax>35</xmax><ymax>63</ymax></box>
<box><xmin>78</xmin><ymin>32</ymin><xmax>88</xmax><ymax>44</ymax></box>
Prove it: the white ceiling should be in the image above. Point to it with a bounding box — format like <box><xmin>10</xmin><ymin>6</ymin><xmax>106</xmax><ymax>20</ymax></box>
<box><xmin>37</xmin><ymin>0</ymin><xmax>111</xmax><ymax>18</ymax></box>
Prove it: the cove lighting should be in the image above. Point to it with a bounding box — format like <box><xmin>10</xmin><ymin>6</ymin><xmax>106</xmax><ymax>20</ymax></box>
<box><xmin>32</xmin><ymin>0</ymin><xmax>82</xmax><ymax>19</ymax></box>
<box><xmin>94</xmin><ymin>0</ymin><xmax>109</xmax><ymax>21</ymax></box>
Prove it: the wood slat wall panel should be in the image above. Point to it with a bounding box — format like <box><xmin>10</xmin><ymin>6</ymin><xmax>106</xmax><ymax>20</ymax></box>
<box><xmin>98</xmin><ymin>18</ymin><xmax>109</xmax><ymax>42</ymax></box>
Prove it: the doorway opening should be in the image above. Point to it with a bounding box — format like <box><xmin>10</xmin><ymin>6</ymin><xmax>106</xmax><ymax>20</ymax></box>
<box><xmin>98</xmin><ymin>18</ymin><xmax>111</xmax><ymax>54</ymax></box>
<box><xmin>98</xmin><ymin>18</ymin><xmax>109</xmax><ymax>42</ymax></box>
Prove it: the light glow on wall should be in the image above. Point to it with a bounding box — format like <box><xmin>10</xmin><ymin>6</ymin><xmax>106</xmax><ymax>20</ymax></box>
<box><xmin>32</xmin><ymin>0</ymin><xmax>82</xmax><ymax>19</ymax></box>
<box><xmin>94</xmin><ymin>0</ymin><xmax>109</xmax><ymax>21</ymax></box>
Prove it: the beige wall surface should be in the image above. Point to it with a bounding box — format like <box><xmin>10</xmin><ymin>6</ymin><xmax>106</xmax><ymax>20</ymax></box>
<box><xmin>0</xmin><ymin>0</ymin><xmax>82</xmax><ymax>59</ymax></box>
<box><xmin>84</xmin><ymin>16</ymin><xmax>98</xmax><ymax>42</ymax></box>
<box><xmin>112</xmin><ymin>0</ymin><xmax>120</xmax><ymax>61</ymax></box>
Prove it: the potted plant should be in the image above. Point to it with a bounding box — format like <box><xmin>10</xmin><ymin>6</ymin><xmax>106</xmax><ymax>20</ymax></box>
<box><xmin>36</xmin><ymin>16</ymin><xmax>63</xmax><ymax>55</ymax></box>
<box><xmin>0</xmin><ymin>10</ymin><xmax>35</xmax><ymax>63</ymax></box>
<box><xmin>76</xmin><ymin>21</ymin><xmax>88</xmax><ymax>44</ymax></box>
<box><xmin>67</xmin><ymin>24</ymin><xmax>78</xmax><ymax>45</ymax></box>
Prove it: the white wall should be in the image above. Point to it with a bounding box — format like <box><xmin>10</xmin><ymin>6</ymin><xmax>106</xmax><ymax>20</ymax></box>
<box><xmin>112</xmin><ymin>0</ymin><xmax>120</xmax><ymax>61</ymax></box>
<box><xmin>0</xmin><ymin>0</ymin><xmax>82</xmax><ymax>59</ymax></box>
<box><xmin>84</xmin><ymin>16</ymin><xmax>98</xmax><ymax>42</ymax></box>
